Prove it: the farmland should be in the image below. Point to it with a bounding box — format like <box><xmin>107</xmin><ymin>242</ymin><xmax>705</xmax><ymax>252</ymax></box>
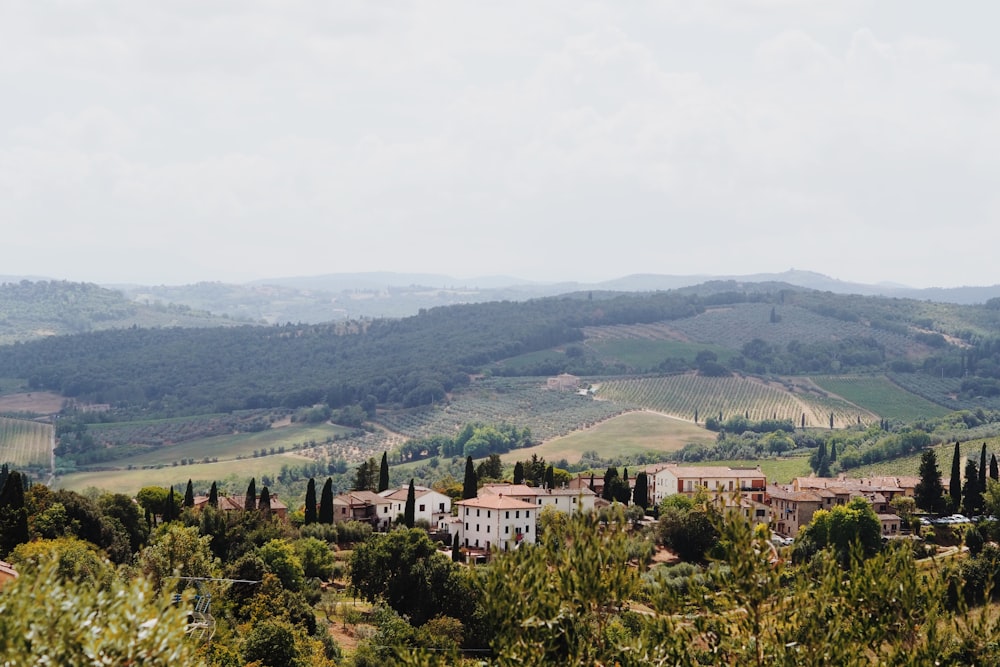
<box><xmin>847</xmin><ymin>439</ymin><xmax>1000</xmax><ymax>480</ymax></box>
<box><xmin>595</xmin><ymin>373</ymin><xmax>875</xmax><ymax>428</ymax></box>
<box><xmin>811</xmin><ymin>375</ymin><xmax>951</xmax><ymax>421</ymax></box>
<box><xmin>586</xmin><ymin>338</ymin><xmax>736</xmax><ymax>371</ymax></box>
<box><xmin>0</xmin><ymin>416</ymin><xmax>53</xmax><ymax>470</ymax></box>
<box><xmin>498</xmin><ymin>410</ymin><xmax>716</xmax><ymax>465</ymax></box>
<box><xmin>374</xmin><ymin>377</ymin><xmax>626</xmax><ymax>442</ymax></box>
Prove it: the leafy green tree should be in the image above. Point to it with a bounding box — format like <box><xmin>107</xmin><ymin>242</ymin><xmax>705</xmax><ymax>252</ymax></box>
<box><xmin>259</xmin><ymin>538</ymin><xmax>305</xmax><ymax>592</ymax></box>
<box><xmin>350</xmin><ymin>528</ymin><xmax>475</xmax><ymax>626</ymax></box>
<box><xmin>915</xmin><ymin>448</ymin><xmax>946</xmax><ymax>514</ymax></box>
<box><xmin>319</xmin><ymin>477</ymin><xmax>334</xmax><ymax>524</ymax></box>
<box><xmin>355</xmin><ymin>457</ymin><xmax>377</xmax><ymax>492</ymax></box>
<box><xmin>796</xmin><ymin>497</ymin><xmax>881</xmax><ymax>566</ymax></box>
<box><xmin>404</xmin><ymin>478</ymin><xmax>416</xmax><ymax>528</ymax></box>
<box><xmin>294</xmin><ymin>536</ymin><xmax>335</xmax><ymax>580</ymax></box>
<box><xmin>99</xmin><ymin>492</ymin><xmax>148</xmax><ymax>554</ymax></box>
<box><xmin>462</xmin><ymin>456</ymin><xmax>477</xmax><ymax>499</ymax></box>
<box><xmin>657</xmin><ymin>497</ymin><xmax>718</xmax><ymax>562</ymax></box>
<box><xmin>304</xmin><ymin>478</ymin><xmax>317</xmax><ymax>525</ymax></box>
<box><xmin>476</xmin><ymin>453</ymin><xmax>504</xmax><ymax>482</ymax></box>
<box><xmin>0</xmin><ymin>556</ymin><xmax>200</xmax><ymax>666</ymax></box>
<box><xmin>951</xmin><ymin>441</ymin><xmax>963</xmax><ymax>510</ymax></box>
<box><xmin>241</xmin><ymin>620</ymin><xmax>300</xmax><ymax>667</ymax></box>
<box><xmin>137</xmin><ymin>486</ymin><xmax>169</xmax><ymax>522</ymax></box>
<box><xmin>378</xmin><ymin>451</ymin><xmax>390</xmax><ymax>492</ymax></box>
<box><xmin>138</xmin><ymin>523</ymin><xmax>219</xmax><ymax>592</ymax></box>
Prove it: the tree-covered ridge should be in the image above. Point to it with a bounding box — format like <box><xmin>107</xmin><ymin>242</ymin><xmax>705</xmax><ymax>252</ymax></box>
<box><xmin>0</xmin><ymin>280</ymin><xmax>239</xmax><ymax>344</ymax></box>
<box><xmin>0</xmin><ymin>291</ymin><xmax>701</xmax><ymax>417</ymax></box>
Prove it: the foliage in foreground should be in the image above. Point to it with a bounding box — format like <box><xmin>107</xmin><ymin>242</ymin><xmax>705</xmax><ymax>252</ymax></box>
<box><xmin>0</xmin><ymin>556</ymin><xmax>201</xmax><ymax>666</ymax></box>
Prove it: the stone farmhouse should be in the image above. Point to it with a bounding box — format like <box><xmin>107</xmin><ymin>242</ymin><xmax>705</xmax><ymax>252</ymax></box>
<box><xmin>331</xmin><ymin>490</ymin><xmax>393</xmax><ymax>530</ymax></box>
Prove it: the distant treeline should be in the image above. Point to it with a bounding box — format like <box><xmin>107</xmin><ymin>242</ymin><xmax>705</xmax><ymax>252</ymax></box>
<box><xmin>0</xmin><ymin>291</ymin><xmax>701</xmax><ymax>418</ymax></box>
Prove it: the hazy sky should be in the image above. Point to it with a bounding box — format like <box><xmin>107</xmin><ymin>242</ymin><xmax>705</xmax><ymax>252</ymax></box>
<box><xmin>2</xmin><ymin>2</ymin><xmax>998</xmax><ymax>287</ymax></box>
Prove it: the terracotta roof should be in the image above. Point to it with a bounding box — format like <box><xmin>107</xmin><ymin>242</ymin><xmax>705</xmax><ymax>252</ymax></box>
<box><xmin>457</xmin><ymin>495</ymin><xmax>536</xmax><ymax>510</ymax></box>
<box><xmin>480</xmin><ymin>483</ymin><xmax>538</xmax><ymax>497</ymax></box>
<box><xmin>652</xmin><ymin>464</ymin><xmax>765</xmax><ymax>479</ymax></box>
<box><xmin>193</xmin><ymin>494</ymin><xmax>287</xmax><ymax>511</ymax></box>
<box><xmin>767</xmin><ymin>487</ymin><xmax>822</xmax><ymax>502</ymax></box>
<box><xmin>333</xmin><ymin>491</ymin><xmax>390</xmax><ymax>506</ymax></box>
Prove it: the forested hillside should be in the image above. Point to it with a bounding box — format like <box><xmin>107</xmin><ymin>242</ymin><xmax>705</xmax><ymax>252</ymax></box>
<box><xmin>5</xmin><ymin>282</ymin><xmax>1000</xmax><ymax>423</ymax></box>
<box><xmin>0</xmin><ymin>280</ymin><xmax>239</xmax><ymax>343</ymax></box>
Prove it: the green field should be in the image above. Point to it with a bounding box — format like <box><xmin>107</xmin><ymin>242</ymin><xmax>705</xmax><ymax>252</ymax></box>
<box><xmin>55</xmin><ymin>452</ymin><xmax>313</xmax><ymax>495</ymax></box>
<box><xmin>811</xmin><ymin>375</ymin><xmax>950</xmax><ymax>421</ymax></box>
<box><xmin>0</xmin><ymin>416</ymin><xmax>52</xmax><ymax>469</ymax></box>
<box><xmin>498</xmin><ymin>410</ymin><xmax>716</xmax><ymax>465</ymax></box>
<box><xmin>84</xmin><ymin>422</ymin><xmax>356</xmax><ymax>469</ymax></box>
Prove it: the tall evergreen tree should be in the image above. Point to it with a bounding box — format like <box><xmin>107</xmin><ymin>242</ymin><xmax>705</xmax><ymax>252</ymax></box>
<box><xmin>184</xmin><ymin>479</ymin><xmax>195</xmax><ymax>508</ymax></box>
<box><xmin>950</xmin><ymin>441</ymin><xmax>962</xmax><ymax>510</ymax></box>
<box><xmin>602</xmin><ymin>467</ymin><xmax>618</xmax><ymax>502</ymax></box>
<box><xmin>0</xmin><ymin>463</ymin><xmax>8</xmax><ymax>493</ymax></box>
<box><xmin>319</xmin><ymin>477</ymin><xmax>334</xmax><ymax>524</ymax></box>
<box><xmin>513</xmin><ymin>461</ymin><xmax>525</xmax><ymax>485</ymax></box>
<box><xmin>451</xmin><ymin>533</ymin><xmax>462</xmax><ymax>562</ymax></box>
<box><xmin>245</xmin><ymin>478</ymin><xmax>257</xmax><ymax>511</ymax></box>
<box><xmin>378</xmin><ymin>452</ymin><xmax>390</xmax><ymax>492</ymax></box>
<box><xmin>462</xmin><ymin>456</ymin><xmax>477</xmax><ymax>500</ymax></box>
<box><xmin>304</xmin><ymin>478</ymin><xmax>317</xmax><ymax>525</ymax></box>
<box><xmin>829</xmin><ymin>442</ymin><xmax>837</xmax><ymax>463</ymax></box>
<box><xmin>166</xmin><ymin>487</ymin><xmax>177</xmax><ymax>522</ymax></box>
<box><xmin>354</xmin><ymin>457</ymin><xmax>377</xmax><ymax>492</ymax></box>
<box><xmin>963</xmin><ymin>459</ymin><xmax>983</xmax><ymax>516</ymax></box>
<box><xmin>589</xmin><ymin>473</ymin><xmax>596</xmax><ymax>492</ymax></box>
<box><xmin>633</xmin><ymin>472</ymin><xmax>649</xmax><ymax>510</ymax></box>
<box><xmin>991</xmin><ymin>454</ymin><xmax>999</xmax><ymax>482</ymax></box>
<box><xmin>544</xmin><ymin>465</ymin><xmax>555</xmax><ymax>490</ymax></box>
<box><xmin>980</xmin><ymin>443</ymin><xmax>988</xmax><ymax>492</ymax></box>
<box><xmin>914</xmin><ymin>449</ymin><xmax>945</xmax><ymax>514</ymax></box>
<box><xmin>258</xmin><ymin>486</ymin><xmax>272</xmax><ymax>519</ymax></box>
<box><xmin>0</xmin><ymin>470</ymin><xmax>29</xmax><ymax>559</ymax></box>
<box><xmin>404</xmin><ymin>479</ymin><xmax>416</xmax><ymax>528</ymax></box>
<box><xmin>208</xmin><ymin>481</ymin><xmax>218</xmax><ymax>508</ymax></box>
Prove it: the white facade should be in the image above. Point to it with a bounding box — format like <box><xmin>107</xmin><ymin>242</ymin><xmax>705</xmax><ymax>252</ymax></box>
<box><xmin>645</xmin><ymin>463</ymin><xmax>767</xmax><ymax>505</ymax></box>
<box><xmin>379</xmin><ymin>486</ymin><xmax>452</xmax><ymax>529</ymax></box>
<box><xmin>455</xmin><ymin>495</ymin><xmax>537</xmax><ymax>552</ymax></box>
<box><xmin>479</xmin><ymin>483</ymin><xmax>597</xmax><ymax>516</ymax></box>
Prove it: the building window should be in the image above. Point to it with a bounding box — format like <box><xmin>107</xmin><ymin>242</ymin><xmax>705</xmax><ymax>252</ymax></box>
<box><xmin>505</xmin><ymin>526</ymin><xmax>509</xmax><ymax>534</ymax></box>
<box><xmin>538</xmin><ymin>499</ymin><xmax>542</xmax><ymax>505</ymax></box>
<box><xmin>505</xmin><ymin>511</ymin><xmax>509</xmax><ymax>519</ymax></box>
<box><xmin>525</xmin><ymin>524</ymin><xmax>530</xmax><ymax>533</ymax></box>
<box><xmin>419</xmin><ymin>504</ymin><xmax>425</xmax><ymax>512</ymax></box>
<box><xmin>515</xmin><ymin>511</ymin><xmax>519</xmax><ymax>518</ymax></box>
<box><xmin>477</xmin><ymin>509</ymin><xmax>480</xmax><ymax>517</ymax></box>
<box><xmin>526</xmin><ymin>511</ymin><xmax>531</xmax><ymax>519</ymax></box>
<box><xmin>465</xmin><ymin>508</ymin><xmax>469</xmax><ymax>516</ymax></box>
<box><xmin>487</xmin><ymin>511</ymin><xmax>491</xmax><ymax>518</ymax></box>
<box><xmin>476</xmin><ymin>524</ymin><xmax>480</xmax><ymax>531</ymax></box>
<box><xmin>439</xmin><ymin>503</ymin><xmax>445</xmax><ymax>512</ymax></box>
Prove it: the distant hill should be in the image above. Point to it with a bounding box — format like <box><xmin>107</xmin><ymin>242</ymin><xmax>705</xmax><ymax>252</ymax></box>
<box><xmin>0</xmin><ymin>280</ymin><xmax>242</xmax><ymax>344</ymax></box>
<box><xmin>111</xmin><ymin>270</ymin><xmax>1000</xmax><ymax>325</ymax></box>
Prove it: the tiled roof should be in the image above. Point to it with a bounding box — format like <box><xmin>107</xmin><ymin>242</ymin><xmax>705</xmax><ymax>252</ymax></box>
<box><xmin>457</xmin><ymin>495</ymin><xmax>536</xmax><ymax>510</ymax></box>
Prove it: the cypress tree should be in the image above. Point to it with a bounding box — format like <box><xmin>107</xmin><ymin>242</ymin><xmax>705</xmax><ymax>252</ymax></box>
<box><xmin>513</xmin><ymin>461</ymin><xmax>524</xmax><ymax>485</ymax></box>
<box><xmin>0</xmin><ymin>470</ymin><xmax>29</xmax><ymax>559</ymax></box>
<box><xmin>166</xmin><ymin>487</ymin><xmax>176</xmax><ymax>522</ymax></box>
<box><xmin>950</xmin><ymin>441</ymin><xmax>962</xmax><ymax>510</ymax></box>
<box><xmin>378</xmin><ymin>452</ymin><xmax>390</xmax><ymax>492</ymax></box>
<box><xmin>991</xmin><ymin>454</ymin><xmax>999</xmax><ymax>482</ymax></box>
<box><xmin>694</xmin><ymin>408</ymin><xmax>698</xmax><ymax>423</ymax></box>
<box><xmin>184</xmin><ymin>479</ymin><xmax>195</xmax><ymax>508</ymax></box>
<box><xmin>452</xmin><ymin>533</ymin><xmax>462</xmax><ymax>562</ymax></box>
<box><xmin>462</xmin><ymin>456</ymin><xmax>477</xmax><ymax>500</ymax></box>
<box><xmin>0</xmin><ymin>463</ymin><xmax>8</xmax><ymax>493</ymax></box>
<box><xmin>963</xmin><ymin>459</ymin><xmax>983</xmax><ymax>516</ymax></box>
<box><xmin>245</xmin><ymin>478</ymin><xmax>257</xmax><ymax>511</ymax></box>
<box><xmin>304</xmin><ymin>478</ymin><xmax>317</xmax><ymax>525</ymax></box>
<box><xmin>208</xmin><ymin>481</ymin><xmax>218</xmax><ymax>508</ymax></box>
<box><xmin>829</xmin><ymin>442</ymin><xmax>837</xmax><ymax>463</ymax></box>
<box><xmin>633</xmin><ymin>472</ymin><xmax>649</xmax><ymax>509</ymax></box>
<box><xmin>589</xmin><ymin>473</ymin><xmax>596</xmax><ymax>492</ymax></box>
<box><xmin>544</xmin><ymin>465</ymin><xmax>555</xmax><ymax>490</ymax></box>
<box><xmin>404</xmin><ymin>479</ymin><xmax>416</xmax><ymax>528</ymax></box>
<box><xmin>258</xmin><ymin>486</ymin><xmax>272</xmax><ymax>519</ymax></box>
<box><xmin>829</xmin><ymin>412</ymin><xmax>834</xmax><ymax>429</ymax></box>
<box><xmin>602</xmin><ymin>467</ymin><xmax>619</xmax><ymax>502</ymax></box>
<box><xmin>980</xmin><ymin>443</ymin><xmax>988</xmax><ymax>492</ymax></box>
<box><xmin>914</xmin><ymin>449</ymin><xmax>945</xmax><ymax>514</ymax></box>
<box><xmin>319</xmin><ymin>477</ymin><xmax>334</xmax><ymax>524</ymax></box>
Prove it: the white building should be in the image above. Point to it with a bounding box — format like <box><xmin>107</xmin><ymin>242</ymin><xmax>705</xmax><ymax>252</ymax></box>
<box><xmin>645</xmin><ymin>463</ymin><xmax>767</xmax><ymax>505</ymax></box>
<box><xmin>378</xmin><ymin>485</ymin><xmax>452</xmax><ymax>529</ymax></box>
<box><xmin>454</xmin><ymin>495</ymin><xmax>537</xmax><ymax>552</ymax></box>
<box><xmin>479</xmin><ymin>483</ymin><xmax>597</xmax><ymax>516</ymax></box>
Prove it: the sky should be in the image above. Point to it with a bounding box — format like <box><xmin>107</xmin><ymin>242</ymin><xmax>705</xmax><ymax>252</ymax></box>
<box><xmin>1</xmin><ymin>1</ymin><xmax>998</xmax><ymax>288</ymax></box>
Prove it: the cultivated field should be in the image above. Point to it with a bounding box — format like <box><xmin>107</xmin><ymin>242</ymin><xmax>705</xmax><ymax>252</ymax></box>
<box><xmin>0</xmin><ymin>390</ymin><xmax>65</xmax><ymax>415</ymax></box>
<box><xmin>848</xmin><ymin>439</ymin><xmax>1000</xmax><ymax>480</ymax></box>
<box><xmin>811</xmin><ymin>375</ymin><xmax>951</xmax><ymax>421</ymax></box>
<box><xmin>0</xmin><ymin>416</ymin><xmax>53</xmax><ymax>469</ymax></box>
<box><xmin>55</xmin><ymin>453</ymin><xmax>312</xmax><ymax>495</ymax></box>
<box><xmin>498</xmin><ymin>411</ymin><xmax>716</xmax><ymax>465</ymax></box>
<box><xmin>375</xmin><ymin>377</ymin><xmax>626</xmax><ymax>442</ymax></box>
<box><xmin>596</xmin><ymin>373</ymin><xmax>875</xmax><ymax>428</ymax></box>
<box><xmin>586</xmin><ymin>338</ymin><xmax>735</xmax><ymax>371</ymax></box>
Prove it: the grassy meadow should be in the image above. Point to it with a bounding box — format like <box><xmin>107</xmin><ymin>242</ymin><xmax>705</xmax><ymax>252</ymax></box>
<box><xmin>499</xmin><ymin>410</ymin><xmax>716</xmax><ymax>465</ymax></box>
<box><xmin>587</xmin><ymin>339</ymin><xmax>736</xmax><ymax>370</ymax></box>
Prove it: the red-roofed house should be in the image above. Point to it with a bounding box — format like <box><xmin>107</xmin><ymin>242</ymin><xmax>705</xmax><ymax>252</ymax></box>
<box><xmin>453</xmin><ymin>494</ymin><xmax>537</xmax><ymax>552</ymax></box>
